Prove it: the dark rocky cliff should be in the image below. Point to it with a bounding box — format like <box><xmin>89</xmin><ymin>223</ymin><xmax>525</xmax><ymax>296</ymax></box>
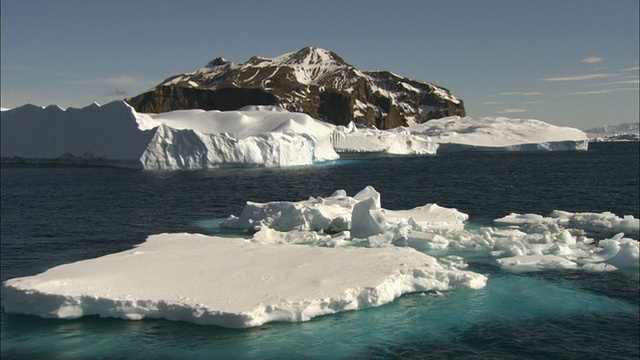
<box><xmin>126</xmin><ymin>47</ymin><xmax>465</xmax><ymax>129</ymax></box>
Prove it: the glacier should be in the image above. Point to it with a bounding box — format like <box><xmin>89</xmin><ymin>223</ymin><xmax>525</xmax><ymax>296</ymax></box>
<box><xmin>1</xmin><ymin>101</ymin><xmax>589</xmax><ymax>170</ymax></box>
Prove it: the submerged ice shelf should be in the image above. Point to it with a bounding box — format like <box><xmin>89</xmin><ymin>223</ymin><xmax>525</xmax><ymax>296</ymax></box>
<box><xmin>1</xmin><ymin>101</ymin><xmax>589</xmax><ymax>170</ymax></box>
<box><xmin>2</xmin><ymin>186</ymin><xmax>637</xmax><ymax>328</ymax></box>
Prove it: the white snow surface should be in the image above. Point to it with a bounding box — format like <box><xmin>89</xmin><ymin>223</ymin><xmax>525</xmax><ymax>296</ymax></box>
<box><xmin>1</xmin><ymin>101</ymin><xmax>589</xmax><ymax>169</ymax></box>
<box><xmin>1</xmin><ymin>233</ymin><xmax>486</xmax><ymax>328</ymax></box>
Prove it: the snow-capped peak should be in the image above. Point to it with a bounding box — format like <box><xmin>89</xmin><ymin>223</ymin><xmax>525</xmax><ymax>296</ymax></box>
<box><xmin>127</xmin><ymin>47</ymin><xmax>467</xmax><ymax>129</ymax></box>
<box><xmin>207</xmin><ymin>57</ymin><xmax>230</xmax><ymax>68</ymax></box>
<box><xmin>282</xmin><ymin>47</ymin><xmax>346</xmax><ymax>66</ymax></box>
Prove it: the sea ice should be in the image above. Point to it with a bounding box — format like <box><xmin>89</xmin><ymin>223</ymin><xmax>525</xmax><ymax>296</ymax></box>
<box><xmin>495</xmin><ymin>210</ymin><xmax>640</xmax><ymax>236</ymax></box>
<box><xmin>496</xmin><ymin>233</ymin><xmax>640</xmax><ymax>272</ymax></box>
<box><xmin>1</xmin><ymin>233</ymin><xmax>487</xmax><ymax>328</ymax></box>
<box><xmin>225</xmin><ymin>187</ymin><xmax>638</xmax><ymax>273</ymax></box>
<box><xmin>496</xmin><ymin>254</ymin><xmax>579</xmax><ymax>271</ymax></box>
<box><xmin>221</xmin><ymin>186</ymin><xmax>468</xmax><ymax>241</ymax></box>
<box><xmin>479</xmin><ymin>212</ymin><xmax>638</xmax><ymax>271</ymax></box>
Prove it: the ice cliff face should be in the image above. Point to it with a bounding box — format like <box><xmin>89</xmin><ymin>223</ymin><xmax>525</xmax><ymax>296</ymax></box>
<box><xmin>125</xmin><ymin>47</ymin><xmax>466</xmax><ymax>130</ymax></box>
<box><xmin>141</xmin><ymin>124</ymin><xmax>336</xmax><ymax>170</ymax></box>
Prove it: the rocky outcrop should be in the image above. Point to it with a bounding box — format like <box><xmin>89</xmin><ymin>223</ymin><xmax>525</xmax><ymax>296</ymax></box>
<box><xmin>126</xmin><ymin>47</ymin><xmax>465</xmax><ymax>129</ymax></box>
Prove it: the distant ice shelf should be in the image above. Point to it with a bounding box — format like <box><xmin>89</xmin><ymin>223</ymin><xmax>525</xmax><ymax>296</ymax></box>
<box><xmin>1</xmin><ymin>101</ymin><xmax>589</xmax><ymax>170</ymax></box>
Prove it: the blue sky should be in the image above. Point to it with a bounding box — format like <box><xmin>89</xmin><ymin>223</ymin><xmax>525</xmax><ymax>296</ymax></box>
<box><xmin>1</xmin><ymin>0</ymin><xmax>638</xmax><ymax>129</ymax></box>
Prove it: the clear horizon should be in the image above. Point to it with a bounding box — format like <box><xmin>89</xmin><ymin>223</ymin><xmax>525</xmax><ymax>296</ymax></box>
<box><xmin>1</xmin><ymin>0</ymin><xmax>638</xmax><ymax>130</ymax></box>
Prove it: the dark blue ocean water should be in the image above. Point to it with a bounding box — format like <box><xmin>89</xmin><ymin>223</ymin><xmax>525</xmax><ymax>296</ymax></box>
<box><xmin>1</xmin><ymin>142</ymin><xmax>639</xmax><ymax>359</ymax></box>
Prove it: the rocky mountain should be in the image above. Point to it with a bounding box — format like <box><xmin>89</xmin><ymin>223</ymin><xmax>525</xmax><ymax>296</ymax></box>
<box><xmin>126</xmin><ymin>47</ymin><xmax>465</xmax><ymax>129</ymax></box>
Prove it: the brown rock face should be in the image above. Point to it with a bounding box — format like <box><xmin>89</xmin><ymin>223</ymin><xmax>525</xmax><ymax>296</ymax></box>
<box><xmin>126</xmin><ymin>47</ymin><xmax>465</xmax><ymax>129</ymax></box>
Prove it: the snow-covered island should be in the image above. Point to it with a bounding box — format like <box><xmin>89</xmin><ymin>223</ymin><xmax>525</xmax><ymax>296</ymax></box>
<box><xmin>585</xmin><ymin>122</ymin><xmax>640</xmax><ymax>142</ymax></box>
<box><xmin>2</xmin><ymin>186</ymin><xmax>637</xmax><ymax>327</ymax></box>
<box><xmin>1</xmin><ymin>101</ymin><xmax>589</xmax><ymax>170</ymax></box>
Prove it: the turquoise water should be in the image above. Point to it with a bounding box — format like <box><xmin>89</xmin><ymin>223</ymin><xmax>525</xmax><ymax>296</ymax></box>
<box><xmin>2</xmin><ymin>142</ymin><xmax>638</xmax><ymax>358</ymax></box>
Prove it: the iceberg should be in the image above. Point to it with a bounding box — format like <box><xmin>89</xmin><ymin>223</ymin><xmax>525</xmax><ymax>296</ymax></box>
<box><xmin>1</xmin><ymin>101</ymin><xmax>589</xmax><ymax>170</ymax></box>
<box><xmin>410</xmin><ymin>116</ymin><xmax>589</xmax><ymax>151</ymax></box>
<box><xmin>0</xmin><ymin>102</ymin><xmax>155</xmax><ymax>167</ymax></box>
<box><xmin>330</xmin><ymin>122</ymin><xmax>439</xmax><ymax>154</ymax></box>
<box><xmin>1</xmin><ymin>101</ymin><xmax>339</xmax><ymax>170</ymax></box>
<box><xmin>1</xmin><ymin>233</ymin><xmax>487</xmax><ymax>328</ymax></box>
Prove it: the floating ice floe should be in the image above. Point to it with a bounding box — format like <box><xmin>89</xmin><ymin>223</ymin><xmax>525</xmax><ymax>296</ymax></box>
<box><xmin>222</xmin><ymin>186</ymin><xmax>468</xmax><ymax>240</ymax></box>
<box><xmin>2</xmin><ymin>186</ymin><xmax>638</xmax><ymax>327</ymax></box>
<box><xmin>495</xmin><ymin>210</ymin><xmax>639</xmax><ymax>236</ymax></box>
<box><xmin>1</xmin><ymin>233</ymin><xmax>486</xmax><ymax>328</ymax></box>
<box><xmin>1</xmin><ymin>101</ymin><xmax>589</xmax><ymax>170</ymax></box>
<box><xmin>224</xmin><ymin>186</ymin><xmax>638</xmax><ymax>272</ymax></box>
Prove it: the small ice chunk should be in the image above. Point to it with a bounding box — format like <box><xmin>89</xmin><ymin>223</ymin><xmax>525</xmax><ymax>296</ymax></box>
<box><xmin>351</xmin><ymin>197</ymin><xmax>388</xmax><ymax>238</ymax></box>
<box><xmin>497</xmin><ymin>255</ymin><xmax>579</xmax><ymax>271</ymax></box>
